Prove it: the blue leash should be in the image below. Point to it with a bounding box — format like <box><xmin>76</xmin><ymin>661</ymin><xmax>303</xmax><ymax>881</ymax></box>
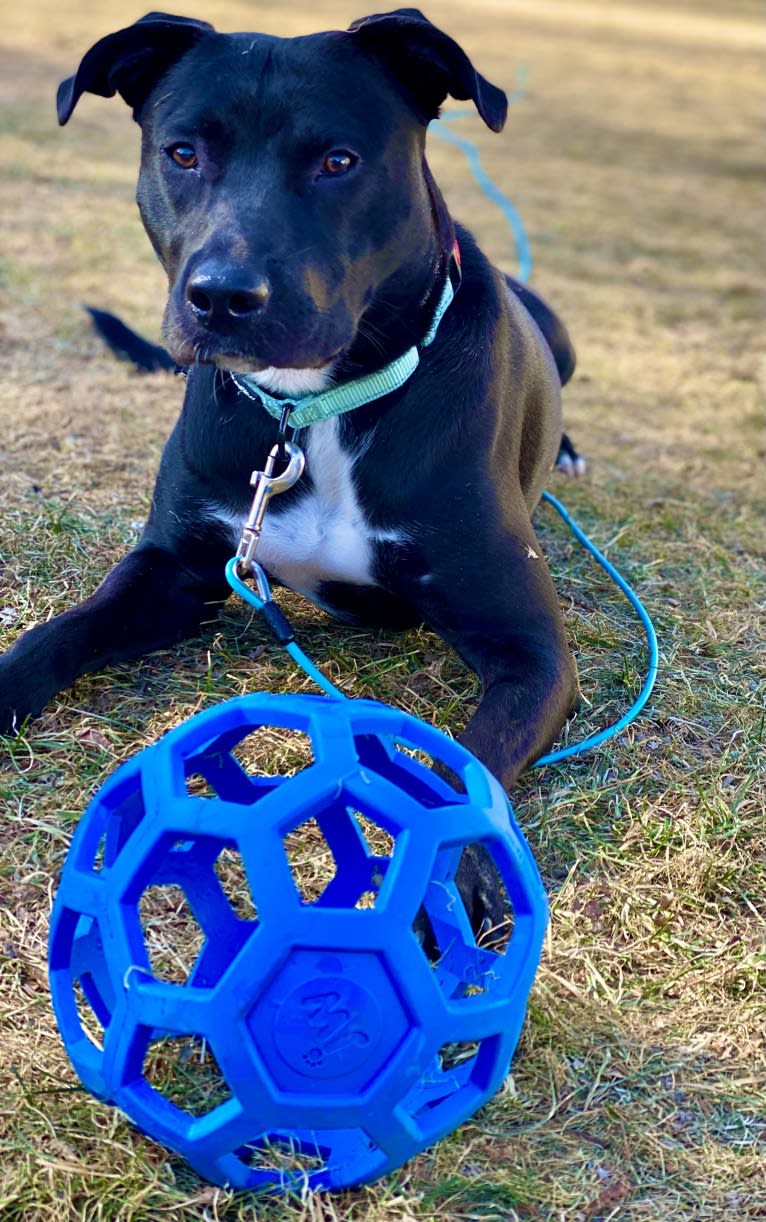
<box><xmin>534</xmin><ymin>493</ymin><xmax>658</xmax><ymax>766</ymax></box>
<box><xmin>225</xmin><ymin>77</ymin><xmax>659</xmax><ymax>766</ymax></box>
<box><xmin>431</xmin><ymin>67</ymin><xmax>532</xmax><ymax>283</ymax></box>
<box><xmin>226</xmin><ymin>488</ymin><xmax>659</xmax><ymax>766</ymax></box>
<box><xmin>226</xmin><ymin>560</ymin><xmax>347</xmax><ymax>701</ymax></box>
<box><xmin>430</xmin><ymin>117</ymin><xmax>533</xmax><ymax>283</ymax></box>
<box><xmin>431</xmin><ymin>81</ymin><xmax>658</xmax><ymax>761</ymax></box>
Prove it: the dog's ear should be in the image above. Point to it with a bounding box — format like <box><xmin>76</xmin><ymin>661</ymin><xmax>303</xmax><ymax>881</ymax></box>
<box><xmin>57</xmin><ymin>12</ymin><xmax>215</xmax><ymax>125</ymax></box>
<box><xmin>348</xmin><ymin>8</ymin><xmax>507</xmax><ymax>132</ymax></box>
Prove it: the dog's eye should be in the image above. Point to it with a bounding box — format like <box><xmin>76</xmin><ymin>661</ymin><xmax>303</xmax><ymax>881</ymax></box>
<box><xmin>166</xmin><ymin>143</ymin><xmax>198</xmax><ymax>170</ymax></box>
<box><xmin>320</xmin><ymin>150</ymin><xmax>358</xmax><ymax>177</ymax></box>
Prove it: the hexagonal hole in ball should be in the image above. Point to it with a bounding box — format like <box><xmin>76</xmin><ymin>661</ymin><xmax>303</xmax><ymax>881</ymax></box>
<box><xmin>354</xmin><ymin>733</ymin><xmax>467</xmax><ymax>808</ymax></box>
<box><xmin>456</xmin><ymin>843</ymin><xmax>515</xmax><ymax>954</ymax></box>
<box><xmin>139</xmin><ymin>881</ymin><xmax>206</xmax><ymax>985</ymax></box>
<box><xmin>213</xmin><ymin>846</ymin><xmax>259</xmax><ymax>923</ymax></box>
<box><xmin>283</xmin><ymin>817</ymin><xmax>338</xmax><ymax>904</ymax></box>
<box><xmin>283</xmin><ymin>804</ymin><xmax>398</xmax><ymax>909</ymax></box>
<box><xmin>236</xmin><ymin>1132</ymin><xmax>330</xmax><ymax>1178</ymax></box>
<box><xmin>181</xmin><ymin>726</ymin><xmax>315</xmax><ymax>804</ymax></box>
<box><xmin>73</xmin><ymin>976</ymin><xmax>108</xmax><ymax>1050</ymax></box>
<box><xmin>143</xmin><ymin>1035</ymin><xmax>232</xmax><ymax>1118</ymax></box>
<box><xmin>412</xmin><ymin>842</ymin><xmax>515</xmax><ymax>998</ymax></box>
<box><xmin>231</xmin><ymin>726</ymin><xmax>315</xmax><ymax>779</ymax></box>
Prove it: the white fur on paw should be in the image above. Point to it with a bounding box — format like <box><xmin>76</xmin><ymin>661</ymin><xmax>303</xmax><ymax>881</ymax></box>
<box><xmin>555</xmin><ymin>452</ymin><xmax>587</xmax><ymax>477</ymax></box>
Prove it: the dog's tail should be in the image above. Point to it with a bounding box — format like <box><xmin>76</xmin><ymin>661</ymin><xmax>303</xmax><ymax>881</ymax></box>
<box><xmin>84</xmin><ymin>307</ymin><xmax>176</xmax><ymax>373</ymax></box>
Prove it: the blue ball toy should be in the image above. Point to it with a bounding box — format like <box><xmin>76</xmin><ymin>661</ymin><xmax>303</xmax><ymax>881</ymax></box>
<box><xmin>48</xmin><ymin>693</ymin><xmax>548</xmax><ymax>1192</ymax></box>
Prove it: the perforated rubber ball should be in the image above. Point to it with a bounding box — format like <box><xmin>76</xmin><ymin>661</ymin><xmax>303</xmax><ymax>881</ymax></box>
<box><xmin>48</xmin><ymin>693</ymin><xmax>548</xmax><ymax>1192</ymax></box>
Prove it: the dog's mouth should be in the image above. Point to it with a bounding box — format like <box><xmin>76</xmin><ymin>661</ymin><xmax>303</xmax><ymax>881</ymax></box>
<box><xmin>201</xmin><ymin>344</ymin><xmax>341</xmax><ymax>397</ymax></box>
<box><xmin>165</xmin><ymin>326</ymin><xmax>342</xmax><ymax>395</ymax></box>
<box><xmin>168</xmin><ymin>338</ymin><xmax>340</xmax><ymax>391</ymax></box>
<box><xmin>162</xmin><ymin>279</ymin><xmax>354</xmax><ymax>394</ymax></box>
<box><xmin>226</xmin><ymin>358</ymin><xmax>339</xmax><ymax>397</ymax></box>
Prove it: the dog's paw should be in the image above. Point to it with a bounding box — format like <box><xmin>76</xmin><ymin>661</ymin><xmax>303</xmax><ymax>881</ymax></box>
<box><xmin>0</xmin><ymin>706</ymin><xmax>23</xmax><ymax>737</ymax></box>
<box><xmin>0</xmin><ymin>667</ymin><xmax>39</xmax><ymax>737</ymax></box>
<box><xmin>412</xmin><ymin>843</ymin><xmax>513</xmax><ymax>959</ymax></box>
<box><xmin>0</xmin><ymin>697</ymin><xmax>34</xmax><ymax>737</ymax></box>
<box><xmin>455</xmin><ymin>842</ymin><xmax>513</xmax><ymax>949</ymax></box>
<box><xmin>555</xmin><ymin>432</ymin><xmax>587</xmax><ymax>477</ymax></box>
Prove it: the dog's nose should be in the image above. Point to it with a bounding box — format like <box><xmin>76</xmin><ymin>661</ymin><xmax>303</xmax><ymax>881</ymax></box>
<box><xmin>185</xmin><ymin>263</ymin><xmax>270</xmax><ymax>326</ymax></box>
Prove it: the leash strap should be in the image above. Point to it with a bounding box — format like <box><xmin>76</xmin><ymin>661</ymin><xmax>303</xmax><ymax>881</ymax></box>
<box><xmin>225</xmin><ymin>559</ymin><xmax>347</xmax><ymax>701</ymax></box>
<box><xmin>225</xmin><ymin>491</ymin><xmax>659</xmax><ymax>767</ymax></box>
<box><xmin>534</xmin><ymin>493</ymin><xmax>658</xmax><ymax>766</ymax></box>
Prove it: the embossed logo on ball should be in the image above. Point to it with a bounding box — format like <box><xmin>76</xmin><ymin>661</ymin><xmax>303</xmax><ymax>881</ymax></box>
<box><xmin>274</xmin><ymin>976</ymin><xmax>382</xmax><ymax>1079</ymax></box>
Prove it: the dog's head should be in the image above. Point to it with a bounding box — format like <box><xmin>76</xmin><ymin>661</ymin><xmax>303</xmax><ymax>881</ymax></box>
<box><xmin>59</xmin><ymin>10</ymin><xmax>507</xmax><ymax>388</ymax></box>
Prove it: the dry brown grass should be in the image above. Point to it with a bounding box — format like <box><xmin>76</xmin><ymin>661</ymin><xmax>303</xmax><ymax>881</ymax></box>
<box><xmin>1</xmin><ymin>1</ymin><xmax>765</xmax><ymax>1219</ymax></box>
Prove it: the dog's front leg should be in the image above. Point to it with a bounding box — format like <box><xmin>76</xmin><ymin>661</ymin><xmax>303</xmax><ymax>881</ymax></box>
<box><xmin>403</xmin><ymin>524</ymin><xmax>578</xmax><ymax>790</ymax></box>
<box><xmin>414</xmin><ymin>601</ymin><xmax>576</xmax><ymax>938</ymax></box>
<box><xmin>454</xmin><ymin>632</ymin><xmax>577</xmax><ymax>789</ymax></box>
<box><xmin>0</xmin><ymin>543</ymin><xmax>230</xmax><ymax>734</ymax></box>
<box><xmin>412</xmin><ymin>545</ymin><xmax>577</xmax><ymax>936</ymax></box>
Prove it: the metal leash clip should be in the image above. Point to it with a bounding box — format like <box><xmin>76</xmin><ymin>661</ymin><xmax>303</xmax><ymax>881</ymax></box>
<box><xmin>235</xmin><ymin>440</ymin><xmax>305</xmax><ymax>581</ymax></box>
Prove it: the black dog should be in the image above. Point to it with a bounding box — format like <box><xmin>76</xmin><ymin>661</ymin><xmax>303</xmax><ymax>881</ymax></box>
<box><xmin>1</xmin><ymin>11</ymin><xmax>579</xmax><ymax>813</ymax></box>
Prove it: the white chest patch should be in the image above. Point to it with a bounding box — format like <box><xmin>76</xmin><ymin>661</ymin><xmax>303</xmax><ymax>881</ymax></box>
<box><xmin>203</xmin><ymin>418</ymin><xmax>405</xmax><ymax>601</ymax></box>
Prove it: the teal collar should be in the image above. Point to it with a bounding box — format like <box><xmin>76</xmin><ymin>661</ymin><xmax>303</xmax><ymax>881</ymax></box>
<box><xmin>232</xmin><ymin>244</ymin><xmax>461</xmax><ymax>430</ymax></box>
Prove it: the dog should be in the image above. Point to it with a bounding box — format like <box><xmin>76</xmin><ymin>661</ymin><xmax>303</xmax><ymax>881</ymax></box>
<box><xmin>1</xmin><ymin>11</ymin><xmax>580</xmax><ymax>917</ymax></box>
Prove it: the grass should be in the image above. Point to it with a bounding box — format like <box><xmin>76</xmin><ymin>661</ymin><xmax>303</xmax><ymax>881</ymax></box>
<box><xmin>1</xmin><ymin>0</ymin><xmax>764</xmax><ymax>1218</ymax></box>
